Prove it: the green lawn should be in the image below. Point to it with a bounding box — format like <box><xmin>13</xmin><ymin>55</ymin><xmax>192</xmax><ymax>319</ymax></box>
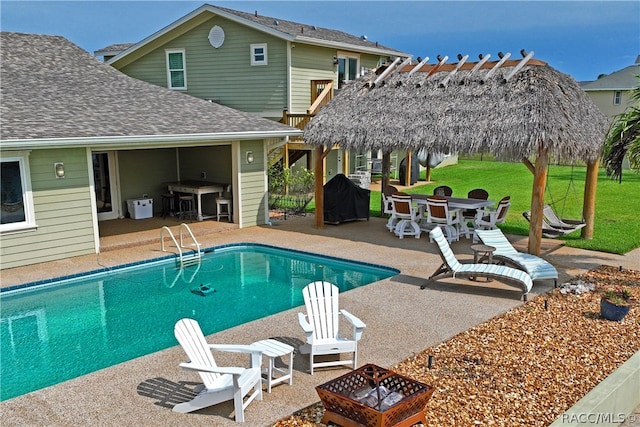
<box><xmin>310</xmin><ymin>160</ymin><xmax>640</xmax><ymax>254</ymax></box>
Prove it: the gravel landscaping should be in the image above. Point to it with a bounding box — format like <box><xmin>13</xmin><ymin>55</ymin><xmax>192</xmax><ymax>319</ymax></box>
<box><xmin>273</xmin><ymin>265</ymin><xmax>640</xmax><ymax>427</ymax></box>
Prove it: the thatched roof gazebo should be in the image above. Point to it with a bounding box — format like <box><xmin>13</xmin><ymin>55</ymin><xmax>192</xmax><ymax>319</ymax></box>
<box><xmin>303</xmin><ymin>53</ymin><xmax>609</xmax><ymax>255</ymax></box>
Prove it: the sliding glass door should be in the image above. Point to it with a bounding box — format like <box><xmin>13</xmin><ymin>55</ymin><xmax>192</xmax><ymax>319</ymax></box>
<box><xmin>93</xmin><ymin>151</ymin><xmax>119</xmax><ymax>220</ymax></box>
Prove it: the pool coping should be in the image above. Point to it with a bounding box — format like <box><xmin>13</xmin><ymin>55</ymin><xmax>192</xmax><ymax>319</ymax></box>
<box><xmin>0</xmin><ymin>242</ymin><xmax>399</xmax><ymax>294</ymax></box>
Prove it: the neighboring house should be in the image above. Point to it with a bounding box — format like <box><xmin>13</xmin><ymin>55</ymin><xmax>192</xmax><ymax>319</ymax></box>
<box><xmin>581</xmin><ymin>55</ymin><xmax>640</xmax><ymax>119</ymax></box>
<box><xmin>0</xmin><ymin>32</ymin><xmax>301</xmax><ymax>269</ymax></box>
<box><xmin>95</xmin><ymin>3</ymin><xmax>410</xmax><ymax>181</ymax></box>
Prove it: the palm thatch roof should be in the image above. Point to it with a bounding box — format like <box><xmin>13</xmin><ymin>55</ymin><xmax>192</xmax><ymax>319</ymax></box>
<box><xmin>304</xmin><ymin>55</ymin><xmax>609</xmax><ymax>163</ymax></box>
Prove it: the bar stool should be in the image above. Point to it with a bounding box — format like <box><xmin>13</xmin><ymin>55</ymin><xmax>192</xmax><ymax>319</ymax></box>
<box><xmin>178</xmin><ymin>194</ymin><xmax>195</xmax><ymax>221</ymax></box>
<box><xmin>216</xmin><ymin>195</ymin><xmax>232</xmax><ymax>222</ymax></box>
<box><xmin>161</xmin><ymin>193</ymin><xmax>176</xmax><ymax>218</ymax></box>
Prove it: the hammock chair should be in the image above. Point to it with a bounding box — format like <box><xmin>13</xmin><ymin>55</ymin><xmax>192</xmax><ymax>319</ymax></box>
<box><xmin>522</xmin><ymin>164</ymin><xmax>586</xmax><ymax>238</ymax></box>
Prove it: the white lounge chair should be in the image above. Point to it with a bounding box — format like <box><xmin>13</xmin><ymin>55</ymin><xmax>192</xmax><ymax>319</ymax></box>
<box><xmin>298</xmin><ymin>281</ymin><xmax>366</xmax><ymax>375</ymax></box>
<box><xmin>475</xmin><ymin>228</ymin><xmax>558</xmax><ymax>287</ymax></box>
<box><xmin>422</xmin><ymin>227</ymin><xmax>533</xmax><ymax>301</ymax></box>
<box><xmin>173</xmin><ymin>318</ymin><xmax>263</xmax><ymax>422</ymax></box>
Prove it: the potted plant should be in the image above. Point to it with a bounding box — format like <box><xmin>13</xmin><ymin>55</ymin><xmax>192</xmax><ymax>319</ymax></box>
<box><xmin>600</xmin><ymin>287</ymin><xmax>632</xmax><ymax>321</ymax></box>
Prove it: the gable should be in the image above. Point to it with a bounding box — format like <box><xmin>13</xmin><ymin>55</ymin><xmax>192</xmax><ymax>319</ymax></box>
<box><xmin>106</xmin><ymin>4</ymin><xmax>408</xmax><ymax>67</ymax></box>
<box><xmin>117</xmin><ymin>14</ymin><xmax>288</xmax><ymax>115</ymax></box>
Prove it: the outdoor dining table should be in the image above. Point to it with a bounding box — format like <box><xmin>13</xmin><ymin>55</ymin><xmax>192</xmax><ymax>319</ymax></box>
<box><xmin>167</xmin><ymin>180</ymin><xmax>226</xmax><ymax>221</ymax></box>
<box><xmin>411</xmin><ymin>195</ymin><xmax>496</xmax><ymax>239</ymax></box>
<box><xmin>411</xmin><ymin>194</ymin><xmax>495</xmax><ymax>210</ymax></box>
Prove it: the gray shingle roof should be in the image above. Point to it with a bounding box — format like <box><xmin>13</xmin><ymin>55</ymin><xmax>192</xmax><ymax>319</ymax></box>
<box><xmin>212</xmin><ymin>4</ymin><xmax>406</xmax><ymax>54</ymax></box>
<box><xmin>581</xmin><ymin>63</ymin><xmax>640</xmax><ymax>91</ymax></box>
<box><xmin>94</xmin><ymin>43</ymin><xmax>136</xmax><ymax>57</ymax></box>
<box><xmin>1</xmin><ymin>32</ymin><xmax>300</xmax><ymax>142</ymax></box>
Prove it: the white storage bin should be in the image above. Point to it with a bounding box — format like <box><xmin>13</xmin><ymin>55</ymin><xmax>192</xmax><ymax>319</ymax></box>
<box><xmin>127</xmin><ymin>198</ymin><xmax>153</xmax><ymax>219</ymax></box>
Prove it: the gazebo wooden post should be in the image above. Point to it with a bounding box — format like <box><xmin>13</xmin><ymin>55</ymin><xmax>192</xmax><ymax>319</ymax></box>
<box><xmin>528</xmin><ymin>150</ymin><xmax>548</xmax><ymax>255</ymax></box>
<box><xmin>314</xmin><ymin>145</ymin><xmax>325</xmax><ymax>229</ymax></box>
<box><xmin>581</xmin><ymin>159</ymin><xmax>599</xmax><ymax>239</ymax></box>
<box><xmin>381</xmin><ymin>151</ymin><xmax>391</xmax><ymax>212</ymax></box>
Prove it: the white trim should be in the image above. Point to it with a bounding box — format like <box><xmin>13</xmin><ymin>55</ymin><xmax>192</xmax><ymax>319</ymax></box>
<box><xmin>0</xmin><ymin>151</ymin><xmax>37</xmax><ymax>233</ymax></box>
<box><xmin>262</xmin><ymin>141</ymin><xmax>270</xmax><ymax>225</ymax></box>
<box><xmin>165</xmin><ymin>48</ymin><xmax>187</xmax><ymax>90</ymax></box>
<box><xmin>250</xmin><ymin>43</ymin><xmax>268</xmax><ymax>66</ymax></box>
<box><xmin>287</xmin><ymin>41</ymin><xmax>293</xmax><ymax>111</ymax></box>
<box><xmin>613</xmin><ymin>91</ymin><xmax>622</xmax><ymax>105</ymax></box>
<box><xmin>87</xmin><ymin>148</ymin><xmax>100</xmax><ymax>254</ymax></box>
<box><xmin>232</xmin><ymin>141</ymin><xmax>241</xmax><ymax>227</ymax></box>
<box><xmin>0</xmin><ymin>130</ymin><xmax>303</xmax><ymax>151</ymax></box>
<box><xmin>296</xmin><ymin>36</ymin><xmax>408</xmax><ymax>58</ymax></box>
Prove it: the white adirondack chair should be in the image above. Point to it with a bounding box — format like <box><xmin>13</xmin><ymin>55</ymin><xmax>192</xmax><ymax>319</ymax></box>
<box><xmin>173</xmin><ymin>318</ymin><xmax>263</xmax><ymax>422</ymax></box>
<box><xmin>298</xmin><ymin>281</ymin><xmax>366</xmax><ymax>375</ymax></box>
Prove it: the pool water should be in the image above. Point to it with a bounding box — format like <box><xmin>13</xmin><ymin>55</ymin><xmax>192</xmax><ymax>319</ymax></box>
<box><xmin>0</xmin><ymin>243</ymin><xmax>397</xmax><ymax>401</ymax></box>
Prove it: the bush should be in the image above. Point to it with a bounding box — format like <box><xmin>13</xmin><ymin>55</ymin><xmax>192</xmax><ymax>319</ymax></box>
<box><xmin>268</xmin><ymin>164</ymin><xmax>314</xmax><ymax>214</ymax></box>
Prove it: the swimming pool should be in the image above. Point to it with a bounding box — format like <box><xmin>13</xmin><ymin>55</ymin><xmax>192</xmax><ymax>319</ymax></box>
<box><xmin>0</xmin><ymin>243</ymin><xmax>397</xmax><ymax>401</ymax></box>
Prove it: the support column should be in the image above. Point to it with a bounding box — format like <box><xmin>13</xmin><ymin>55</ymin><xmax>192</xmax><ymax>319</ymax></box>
<box><xmin>528</xmin><ymin>150</ymin><xmax>548</xmax><ymax>255</ymax></box>
<box><xmin>582</xmin><ymin>159</ymin><xmax>599</xmax><ymax>239</ymax></box>
<box><xmin>381</xmin><ymin>151</ymin><xmax>391</xmax><ymax>212</ymax></box>
<box><xmin>314</xmin><ymin>146</ymin><xmax>325</xmax><ymax>229</ymax></box>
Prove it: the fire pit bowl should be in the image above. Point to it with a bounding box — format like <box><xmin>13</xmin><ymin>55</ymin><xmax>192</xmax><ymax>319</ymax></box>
<box><xmin>315</xmin><ymin>364</ymin><xmax>434</xmax><ymax>427</ymax></box>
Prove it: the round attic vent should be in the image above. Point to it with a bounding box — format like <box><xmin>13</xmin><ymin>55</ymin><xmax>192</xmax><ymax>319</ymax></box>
<box><xmin>208</xmin><ymin>25</ymin><xmax>225</xmax><ymax>48</ymax></box>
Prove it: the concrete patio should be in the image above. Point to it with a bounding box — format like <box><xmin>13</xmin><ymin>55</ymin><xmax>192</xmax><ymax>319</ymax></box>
<box><xmin>1</xmin><ymin>214</ymin><xmax>638</xmax><ymax>426</ymax></box>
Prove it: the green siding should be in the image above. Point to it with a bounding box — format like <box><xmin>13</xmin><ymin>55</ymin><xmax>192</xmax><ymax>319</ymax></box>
<box><xmin>290</xmin><ymin>47</ymin><xmax>389</xmax><ymax>113</ymax></box>
<box><xmin>290</xmin><ymin>44</ymin><xmax>337</xmax><ymax>113</ymax></box>
<box><xmin>119</xmin><ymin>15</ymin><xmax>288</xmax><ymax>115</ymax></box>
<box><xmin>0</xmin><ymin>149</ymin><xmax>95</xmax><ymax>269</ymax></box>
<box><xmin>239</xmin><ymin>140</ymin><xmax>267</xmax><ymax>227</ymax></box>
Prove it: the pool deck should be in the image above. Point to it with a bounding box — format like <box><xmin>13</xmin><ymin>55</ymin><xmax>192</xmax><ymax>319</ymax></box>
<box><xmin>1</xmin><ymin>214</ymin><xmax>639</xmax><ymax>426</ymax></box>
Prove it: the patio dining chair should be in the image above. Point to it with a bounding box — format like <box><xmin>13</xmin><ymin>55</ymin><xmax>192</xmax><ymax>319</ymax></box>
<box><xmin>433</xmin><ymin>185</ymin><xmax>453</xmax><ymax>197</ymax></box>
<box><xmin>424</xmin><ymin>195</ymin><xmax>463</xmax><ymax>243</ymax></box>
<box><xmin>463</xmin><ymin>188</ymin><xmax>489</xmax><ymax>220</ymax></box>
<box><xmin>474</xmin><ymin>196</ymin><xmax>511</xmax><ymax>231</ymax></box>
<box><xmin>390</xmin><ymin>194</ymin><xmax>421</xmax><ymax>239</ymax></box>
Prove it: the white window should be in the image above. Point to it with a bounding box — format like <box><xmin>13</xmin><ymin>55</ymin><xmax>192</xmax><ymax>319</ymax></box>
<box><xmin>1</xmin><ymin>153</ymin><xmax>36</xmax><ymax>232</ymax></box>
<box><xmin>250</xmin><ymin>43</ymin><xmax>268</xmax><ymax>66</ymax></box>
<box><xmin>337</xmin><ymin>54</ymin><xmax>360</xmax><ymax>89</ymax></box>
<box><xmin>166</xmin><ymin>49</ymin><xmax>186</xmax><ymax>90</ymax></box>
<box><xmin>613</xmin><ymin>91</ymin><xmax>622</xmax><ymax>105</ymax></box>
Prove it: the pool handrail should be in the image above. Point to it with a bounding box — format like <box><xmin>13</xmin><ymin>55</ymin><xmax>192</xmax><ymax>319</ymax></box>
<box><xmin>160</xmin><ymin>223</ymin><xmax>201</xmax><ymax>268</ymax></box>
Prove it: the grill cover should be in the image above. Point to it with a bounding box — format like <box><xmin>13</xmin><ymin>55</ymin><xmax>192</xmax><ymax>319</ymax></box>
<box><xmin>323</xmin><ymin>174</ymin><xmax>370</xmax><ymax>224</ymax></box>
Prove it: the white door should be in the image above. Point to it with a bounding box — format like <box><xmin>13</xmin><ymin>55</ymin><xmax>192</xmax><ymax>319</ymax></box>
<box><xmin>92</xmin><ymin>151</ymin><xmax>119</xmax><ymax>221</ymax></box>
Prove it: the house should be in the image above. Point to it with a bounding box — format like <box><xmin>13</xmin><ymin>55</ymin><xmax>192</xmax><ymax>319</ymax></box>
<box><xmin>95</xmin><ymin>3</ymin><xmax>410</xmax><ymax>181</ymax></box>
<box><xmin>581</xmin><ymin>55</ymin><xmax>640</xmax><ymax>119</ymax></box>
<box><xmin>0</xmin><ymin>32</ymin><xmax>301</xmax><ymax>269</ymax></box>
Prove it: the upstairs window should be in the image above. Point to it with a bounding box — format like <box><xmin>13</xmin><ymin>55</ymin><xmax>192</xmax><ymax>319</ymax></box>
<box><xmin>250</xmin><ymin>43</ymin><xmax>268</xmax><ymax>66</ymax></box>
<box><xmin>338</xmin><ymin>55</ymin><xmax>359</xmax><ymax>89</ymax></box>
<box><xmin>1</xmin><ymin>154</ymin><xmax>36</xmax><ymax>232</ymax></box>
<box><xmin>166</xmin><ymin>49</ymin><xmax>186</xmax><ymax>90</ymax></box>
<box><xmin>613</xmin><ymin>91</ymin><xmax>622</xmax><ymax>105</ymax></box>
